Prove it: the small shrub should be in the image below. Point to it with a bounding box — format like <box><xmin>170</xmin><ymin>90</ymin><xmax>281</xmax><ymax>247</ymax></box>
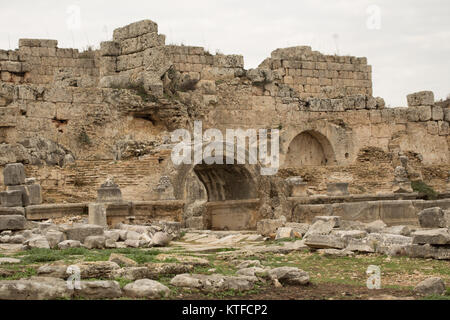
<box><xmin>411</xmin><ymin>180</ymin><xmax>438</xmax><ymax>200</ymax></box>
<box><xmin>77</xmin><ymin>129</ymin><xmax>92</xmax><ymax>146</ymax></box>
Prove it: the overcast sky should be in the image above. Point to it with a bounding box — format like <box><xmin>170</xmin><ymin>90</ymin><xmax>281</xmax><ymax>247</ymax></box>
<box><xmin>1</xmin><ymin>0</ymin><xmax>449</xmax><ymax>106</ymax></box>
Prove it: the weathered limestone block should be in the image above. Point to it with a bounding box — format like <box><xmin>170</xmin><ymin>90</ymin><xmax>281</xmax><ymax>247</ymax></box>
<box><xmin>405</xmin><ymin>244</ymin><xmax>450</xmax><ymax>260</ymax></box>
<box><xmin>247</xmin><ymin>68</ymin><xmax>273</xmax><ymax>84</ymax></box>
<box><xmin>0</xmin><ymin>277</ymin><xmax>72</xmax><ymax>300</ymax></box>
<box><xmin>256</xmin><ymin>218</ymin><xmax>285</xmax><ymax>237</ymax></box>
<box><xmin>432</xmin><ymin>106</ymin><xmax>444</xmax><ymax>121</ymax></box>
<box><xmin>26</xmin><ymin>184</ymin><xmax>42</xmax><ymax>205</ymax></box>
<box><xmin>0</xmin><ymin>207</ymin><xmax>25</xmax><ymax>216</ymax></box>
<box><xmin>57</xmin><ymin>240</ymin><xmax>81</xmax><ymax>249</ymax></box>
<box><xmin>74</xmin><ymin>281</ymin><xmax>122</xmax><ymax>299</ymax></box>
<box><xmin>418</xmin><ymin>207</ymin><xmax>449</xmax><ymax>228</ymax></box>
<box><xmin>185</xmin><ymin>216</ymin><xmax>205</xmax><ymax>230</ymax></box>
<box><xmin>45</xmin><ymin>231</ymin><xmax>64</xmax><ymax>249</ymax></box>
<box><xmin>88</xmin><ymin>203</ymin><xmax>107</xmax><ymax>227</ymax></box>
<box><xmin>84</xmin><ymin>235</ymin><xmax>106</xmax><ymax>249</ymax></box>
<box><xmin>312</xmin><ymin>216</ymin><xmax>341</xmax><ymax>227</ymax></box>
<box><xmin>275</xmin><ymin>227</ymin><xmax>295</xmax><ymax>240</ymax></box>
<box><xmin>327</xmin><ymin>183</ymin><xmax>349</xmax><ymax>196</ymax></box>
<box><xmin>19</xmin><ymin>39</ymin><xmax>58</xmax><ymax>48</ymax></box>
<box><xmin>365</xmin><ymin>220</ymin><xmax>387</xmax><ymax>233</ymax></box>
<box><xmin>61</xmin><ymin>224</ymin><xmax>104</xmax><ymax>242</ymax></box>
<box><xmin>113</xmin><ymin>20</ymin><xmax>158</xmax><ymax>41</ymax></box>
<box><xmin>97</xmin><ymin>177</ymin><xmax>122</xmax><ymax>203</ymax></box>
<box><xmin>100</xmin><ymin>41</ymin><xmax>120</xmax><ymax>56</ymax></box>
<box><xmin>268</xmin><ymin>267</ymin><xmax>310</xmax><ymax>285</ymax></box>
<box><xmin>0</xmin><ymin>190</ymin><xmax>23</xmax><ymax>207</ymax></box>
<box><xmin>0</xmin><ymin>215</ymin><xmax>26</xmax><ymax>231</ymax></box>
<box><xmin>23</xmin><ymin>236</ymin><xmax>50</xmax><ymax>249</ymax></box>
<box><xmin>407</xmin><ymin>91</ymin><xmax>434</xmax><ymax>107</ymax></box>
<box><xmin>151</xmin><ymin>232</ymin><xmax>171</xmax><ymax>247</ymax></box>
<box><xmin>412</xmin><ymin>229</ymin><xmax>450</xmax><ymax>245</ymax></box>
<box><xmin>0</xmin><ymin>61</ymin><xmax>23</xmax><ymax>73</ymax></box>
<box><xmin>3</xmin><ymin>163</ymin><xmax>26</xmax><ymax>186</ymax></box>
<box><xmin>304</xmin><ymin>234</ymin><xmax>346</xmax><ymax>249</ymax></box>
<box><xmin>285</xmin><ymin>177</ymin><xmax>308</xmax><ymax>197</ymax></box>
<box><xmin>123</xmin><ymin>279</ymin><xmax>170</xmax><ymax>298</ymax></box>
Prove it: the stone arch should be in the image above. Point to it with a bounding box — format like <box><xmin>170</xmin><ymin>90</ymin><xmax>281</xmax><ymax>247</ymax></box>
<box><xmin>171</xmin><ymin>141</ymin><xmax>261</xmax><ymax>202</ymax></box>
<box><xmin>284</xmin><ymin>130</ymin><xmax>336</xmax><ymax>167</ymax></box>
<box><xmin>170</xmin><ymin>141</ymin><xmax>263</xmax><ymax>230</ymax></box>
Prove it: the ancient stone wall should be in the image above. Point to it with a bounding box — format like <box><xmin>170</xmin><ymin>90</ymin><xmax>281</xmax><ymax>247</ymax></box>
<box><xmin>0</xmin><ymin>19</ymin><xmax>449</xmax><ymax>206</ymax></box>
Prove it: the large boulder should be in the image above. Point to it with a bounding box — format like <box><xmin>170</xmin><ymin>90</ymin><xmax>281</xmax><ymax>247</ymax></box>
<box><xmin>268</xmin><ymin>267</ymin><xmax>310</xmax><ymax>285</ymax></box>
<box><xmin>0</xmin><ymin>277</ymin><xmax>72</xmax><ymax>300</ymax></box>
<box><xmin>151</xmin><ymin>232</ymin><xmax>171</xmax><ymax>247</ymax></box>
<box><xmin>413</xmin><ymin>277</ymin><xmax>446</xmax><ymax>296</ymax></box>
<box><xmin>418</xmin><ymin>207</ymin><xmax>448</xmax><ymax>228</ymax></box>
<box><xmin>123</xmin><ymin>279</ymin><xmax>170</xmax><ymax>299</ymax></box>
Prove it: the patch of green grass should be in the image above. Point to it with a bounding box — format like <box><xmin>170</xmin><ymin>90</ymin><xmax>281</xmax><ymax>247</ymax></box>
<box><xmin>114</xmin><ymin>277</ymin><xmax>133</xmax><ymax>289</ymax></box>
<box><xmin>0</xmin><ymin>267</ymin><xmax>37</xmax><ymax>280</ymax></box>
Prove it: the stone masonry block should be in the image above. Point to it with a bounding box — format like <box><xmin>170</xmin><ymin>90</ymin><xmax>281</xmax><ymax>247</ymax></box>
<box><xmin>3</xmin><ymin>163</ymin><xmax>26</xmax><ymax>186</ymax></box>
<box><xmin>407</xmin><ymin>91</ymin><xmax>434</xmax><ymax>107</ymax></box>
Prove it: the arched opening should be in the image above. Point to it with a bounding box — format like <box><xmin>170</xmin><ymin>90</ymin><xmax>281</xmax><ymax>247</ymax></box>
<box><xmin>193</xmin><ymin>163</ymin><xmax>258</xmax><ymax>202</ymax></box>
<box><xmin>284</xmin><ymin>130</ymin><xmax>335</xmax><ymax>167</ymax></box>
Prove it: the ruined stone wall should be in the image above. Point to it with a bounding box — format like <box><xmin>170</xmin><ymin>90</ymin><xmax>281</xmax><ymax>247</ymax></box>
<box><xmin>259</xmin><ymin>46</ymin><xmax>372</xmax><ymax>99</ymax></box>
<box><xmin>1</xmin><ymin>39</ymin><xmax>99</xmax><ymax>87</ymax></box>
<box><xmin>0</xmin><ymin>19</ymin><xmax>449</xmax><ymax>205</ymax></box>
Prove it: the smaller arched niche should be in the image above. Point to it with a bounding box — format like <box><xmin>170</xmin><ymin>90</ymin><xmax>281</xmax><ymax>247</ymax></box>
<box><xmin>284</xmin><ymin>130</ymin><xmax>336</xmax><ymax>167</ymax></box>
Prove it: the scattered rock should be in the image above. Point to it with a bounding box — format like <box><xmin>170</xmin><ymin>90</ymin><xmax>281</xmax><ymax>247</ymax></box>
<box><xmin>268</xmin><ymin>267</ymin><xmax>310</xmax><ymax>285</ymax></box>
<box><xmin>62</xmin><ymin>224</ymin><xmax>104</xmax><ymax>242</ymax></box>
<box><xmin>109</xmin><ymin>253</ymin><xmax>138</xmax><ymax>267</ymax></box>
<box><xmin>123</xmin><ymin>279</ymin><xmax>170</xmax><ymax>298</ymax></box>
<box><xmin>0</xmin><ymin>277</ymin><xmax>72</xmax><ymax>300</ymax></box>
<box><xmin>57</xmin><ymin>240</ymin><xmax>81</xmax><ymax>249</ymax></box>
<box><xmin>0</xmin><ymin>257</ymin><xmax>21</xmax><ymax>264</ymax></box>
<box><xmin>414</xmin><ymin>277</ymin><xmax>446</xmax><ymax>296</ymax></box>
<box><xmin>418</xmin><ymin>208</ymin><xmax>448</xmax><ymax>228</ymax></box>
<box><xmin>275</xmin><ymin>227</ymin><xmax>295</xmax><ymax>240</ymax></box>
<box><xmin>412</xmin><ymin>229</ymin><xmax>450</xmax><ymax>245</ymax></box>
<box><xmin>84</xmin><ymin>236</ymin><xmax>106</xmax><ymax>249</ymax></box>
<box><xmin>75</xmin><ymin>280</ymin><xmax>122</xmax><ymax>299</ymax></box>
<box><xmin>257</xmin><ymin>219</ymin><xmax>285</xmax><ymax>237</ymax></box>
<box><xmin>151</xmin><ymin>232</ymin><xmax>171</xmax><ymax>246</ymax></box>
<box><xmin>365</xmin><ymin>220</ymin><xmax>387</xmax><ymax>233</ymax></box>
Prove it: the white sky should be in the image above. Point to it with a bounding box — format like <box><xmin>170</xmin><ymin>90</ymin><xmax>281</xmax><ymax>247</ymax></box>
<box><xmin>1</xmin><ymin>0</ymin><xmax>449</xmax><ymax>106</ymax></box>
